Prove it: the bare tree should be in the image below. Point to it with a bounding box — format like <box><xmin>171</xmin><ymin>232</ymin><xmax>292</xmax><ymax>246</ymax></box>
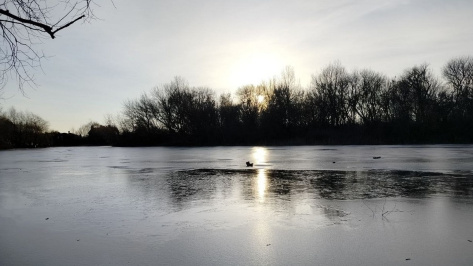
<box><xmin>3</xmin><ymin>106</ymin><xmax>48</xmax><ymax>146</ymax></box>
<box><xmin>261</xmin><ymin>67</ymin><xmax>305</xmax><ymax>138</ymax></box>
<box><xmin>349</xmin><ymin>69</ymin><xmax>387</xmax><ymax>125</ymax></box>
<box><xmin>309</xmin><ymin>62</ymin><xmax>351</xmax><ymax>127</ymax></box>
<box><xmin>236</xmin><ymin>84</ymin><xmax>259</xmax><ymax>131</ymax></box>
<box><xmin>1</xmin><ymin>0</ymin><xmax>96</xmax><ymax>91</ymax></box>
<box><xmin>74</xmin><ymin>120</ymin><xmax>99</xmax><ymax>137</ymax></box>
<box><xmin>152</xmin><ymin>76</ymin><xmax>191</xmax><ymax>134</ymax></box>
<box><xmin>443</xmin><ymin>56</ymin><xmax>473</xmax><ymax>121</ymax></box>
<box><xmin>218</xmin><ymin>93</ymin><xmax>241</xmax><ymax>143</ymax></box>
<box><xmin>443</xmin><ymin>56</ymin><xmax>473</xmax><ymax>99</ymax></box>
<box><xmin>395</xmin><ymin>64</ymin><xmax>440</xmax><ymax>124</ymax></box>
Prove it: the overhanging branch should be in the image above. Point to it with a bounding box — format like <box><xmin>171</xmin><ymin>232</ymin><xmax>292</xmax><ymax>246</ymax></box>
<box><xmin>0</xmin><ymin>8</ymin><xmax>86</xmax><ymax>39</ymax></box>
<box><xmin>52</xmin><ymin>15</ymin><xmax>85</xmax><ymax>36</ymax></box>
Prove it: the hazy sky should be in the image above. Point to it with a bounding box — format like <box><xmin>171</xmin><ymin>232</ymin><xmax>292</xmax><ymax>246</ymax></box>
<box><xmin>2</xmin><ymin>0</ymin><xmax>472</xmax><ymax>132</ymax></box>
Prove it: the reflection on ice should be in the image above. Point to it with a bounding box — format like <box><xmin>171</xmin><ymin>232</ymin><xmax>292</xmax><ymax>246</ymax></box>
<box><xmin>252</xmin><ymin>146</ymin><xmax>270</xmax><ymax>167</ymax></box>
<box><xmin>125</xmin><ymin>167</ymin><xmax>467</xmax><ymax>248</ymax></box>
<box><xmin>153</xmin><ymin>168</ymin><xmax>473</xmax><ymax>219</ymax></box>
<box><xmin>256</xmin><ymin>169</ymin><xmax>267</xmax><ymax>202</ymax></box>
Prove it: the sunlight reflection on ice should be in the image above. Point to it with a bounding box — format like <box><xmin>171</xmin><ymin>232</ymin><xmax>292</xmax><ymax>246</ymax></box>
<box><xmin>257</xmin><ymin>169</ymin><xmax>267</xmax><ymax>202</ymax></box>
<box><xmin>252</xmin><ymin>146</ymin><xmax>268</xmax><ymax>166</ymax></box>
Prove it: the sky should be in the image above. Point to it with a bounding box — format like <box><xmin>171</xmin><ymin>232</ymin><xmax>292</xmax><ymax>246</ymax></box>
<box><xmin>1</xmin><ymin>0</ymin><xmax>472</xmax><ymax>132</ymax></box>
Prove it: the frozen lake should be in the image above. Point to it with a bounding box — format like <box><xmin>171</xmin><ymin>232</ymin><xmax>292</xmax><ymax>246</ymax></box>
<box><xmin>1</xmin><ymin>145</ymin><xmax>473</xmax><ymax>265</ymax></box>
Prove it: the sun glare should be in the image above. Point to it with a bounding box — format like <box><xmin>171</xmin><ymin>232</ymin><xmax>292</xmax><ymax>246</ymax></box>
<box><xmin>230</xmin><ymin>53</ymin><xmax>282</xmax><ymax>87</ymax></box>
<box><xmin>257</xmin><ymin>95</ymin><xmax>265</xmax><ymax>104</ymax></box>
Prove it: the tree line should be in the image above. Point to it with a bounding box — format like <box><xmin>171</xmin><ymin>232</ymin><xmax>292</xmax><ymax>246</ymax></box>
<box><xmin>1</xmin><ymin>56</ymin><xmax>472</xmax><ymax>148</ymax></box>
<box><xmin>117</xmin><ymin>57</ymin><xmax>473</xmax><ymax>146</ymax></box>
<box><xmin>0</xmin><ymin>108</ymin><xmax>119</xmax><ymax>149</ymax></box>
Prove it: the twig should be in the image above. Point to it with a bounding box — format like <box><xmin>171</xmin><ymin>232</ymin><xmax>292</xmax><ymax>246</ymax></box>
<box><xmin>363</xmin><ymin>200</ymin><xmax>376</xmax><ymax>218</ymax></box>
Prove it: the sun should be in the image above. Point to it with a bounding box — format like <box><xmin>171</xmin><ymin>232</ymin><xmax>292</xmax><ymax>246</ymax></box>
<box><xmin>257</xmin><ymin>95</ymin><xmax>265</xmax><ymax>104</ymax></box>
<box><xmin>230</xmin><ymin>52</ymin><xmax>283</xmax><ymax>87</ymax></box>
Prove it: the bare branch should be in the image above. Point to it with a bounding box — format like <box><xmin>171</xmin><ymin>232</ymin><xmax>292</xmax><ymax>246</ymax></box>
<box><xmin>51</xmin><ymin>14</ymin><xmax>85</xmax><ymax>36</ymax></box>
<box><xmin>0</xmin><ymin>1</ymin><xmax>97</xmax><ymax>91</ymax></box>
<box><xmin>0</xmin><ymin>8</ymin><xmax>55</xmax><ymax>38</ymax></box>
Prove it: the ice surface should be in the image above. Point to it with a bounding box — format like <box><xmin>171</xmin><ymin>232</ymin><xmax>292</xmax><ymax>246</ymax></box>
<box><xmin>1</xmin><ymin>146</ymin><xmax>473</xmax><ymax>265</ymax></box>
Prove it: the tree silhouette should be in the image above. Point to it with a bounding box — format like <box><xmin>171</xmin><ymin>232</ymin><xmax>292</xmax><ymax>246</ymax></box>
<box><xmin>261</xmin><ymin>67</ymin><xmax>304</xmax><ymax>141</ymax></box>
<box><xmin>218</xmin><ymin>93</ymin><xmax>241</xmax><ymax>144</ymax></box>
<box><xmin>3</xmin><ymin>57</ymin><xmax>473</xmax><ymax>149</ymax></box>
<box><xmin>1</xmin><ymin>107</ymin><xmax>48</xmax><ymax>147</ymax></box>
<box><xmin>236</xmin><ymin>84</ymin><xmax>261</xmax><ymax>142</ymax></box>
<box><xmin>83</xmin><ymin>58</ymin><xmax>473</xmax><ymax>145</ymax></box>
<box><xmin>348</xmin><ymin>70</ymin><xmax>387</xmax><ymax>126</ymax></box>
<box><xmin>443</xmin><ymin>56</ymin><xmax>473</xmax><ymax>141</ymax></box>
<box><xmin>309</xmin><ymin>62</ymin><xmax>351</xmax><ymax>127</ymax></box>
